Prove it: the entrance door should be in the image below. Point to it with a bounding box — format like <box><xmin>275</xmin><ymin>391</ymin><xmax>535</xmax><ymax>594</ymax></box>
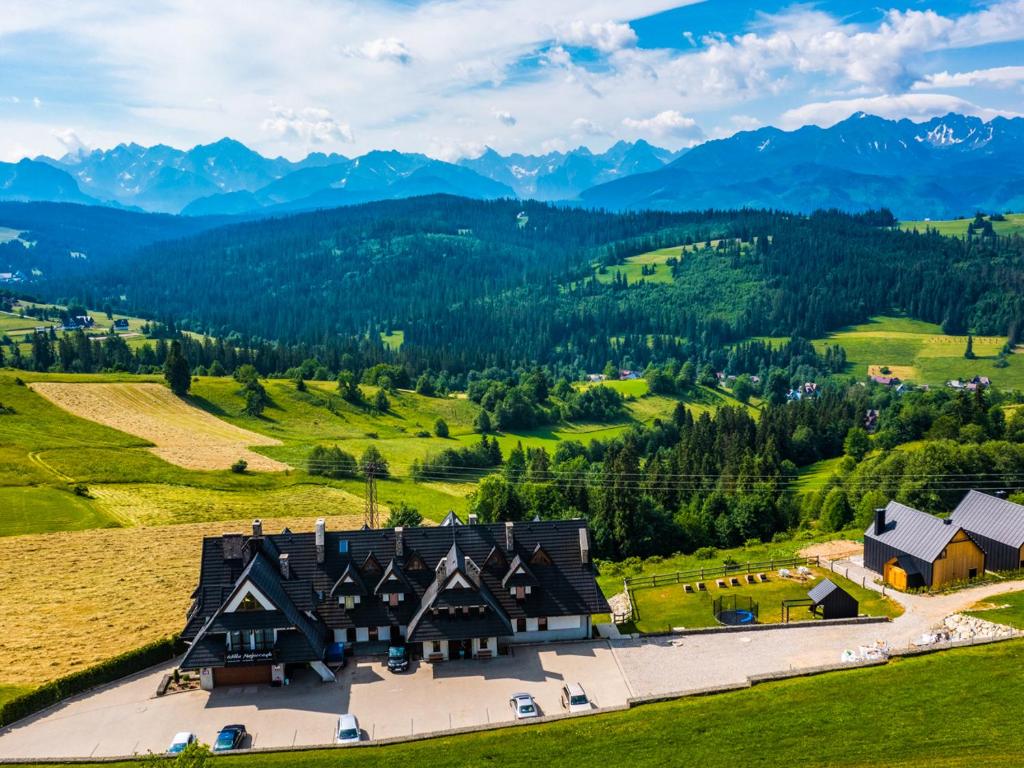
<box><xmin>213</xmin><ymin>665</ymin><xmax>272</xmax><ymax>686</ymax></box>
<box><xmin>451</xmin><ymin>639</ymin><xmax>471</xmax><ymax>659</ymax></box>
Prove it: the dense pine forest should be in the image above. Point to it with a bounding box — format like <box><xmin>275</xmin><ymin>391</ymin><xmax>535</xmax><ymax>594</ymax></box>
<box><xmin>19</xmin><ymin>196</ymin><xmax>1020</xmax><ymax>379</ymax></box>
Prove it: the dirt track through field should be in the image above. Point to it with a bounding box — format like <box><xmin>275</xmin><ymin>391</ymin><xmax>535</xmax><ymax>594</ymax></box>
<box><xmin>29</xmin><ymin>382</ymin><xmax>288</xmax><ymax>471</ymax></box>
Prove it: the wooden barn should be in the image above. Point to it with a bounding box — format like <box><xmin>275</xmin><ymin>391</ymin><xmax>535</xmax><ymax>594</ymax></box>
<box><xmin>807</xmin><ymin>579</ymin><xmax>858</xmax><ymax>619</ymax></box>
<box><xmin>864</xmin><ymin>501</ymin><xmax>985</xmax><ymax>590</ymax></box>
<box><xmin>951</xmin><ymin>491</ymin><xmax>1024</xmax><ymax>572</ymax></box>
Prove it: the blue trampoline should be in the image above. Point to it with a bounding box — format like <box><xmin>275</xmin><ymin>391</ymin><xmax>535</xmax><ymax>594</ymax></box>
<box><xmin>713</xmin><ymin>594</ymin><xmax>759</xmax><ymax>626</ymax></box>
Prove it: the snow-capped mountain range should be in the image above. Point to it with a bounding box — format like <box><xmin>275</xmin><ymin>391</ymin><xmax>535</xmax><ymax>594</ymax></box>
<box><xmin>1</xmin><ymin>113</ymin><xmax>1021</xmax><ymax>218</ymax></box>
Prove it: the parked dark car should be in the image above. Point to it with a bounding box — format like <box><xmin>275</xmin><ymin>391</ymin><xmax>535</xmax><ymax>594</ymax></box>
<box><xmin>387</xmin><ymin>643</ymin><xmax>409</xmax><ymax>673</ymax></box>
<box><xmin>213</xmin><ymin>724</ymin><xmax>247</xmax><ymax>752</ymax></box>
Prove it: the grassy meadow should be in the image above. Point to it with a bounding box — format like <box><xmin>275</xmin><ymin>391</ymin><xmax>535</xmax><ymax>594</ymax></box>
<box><xmin>901</xmin><ymin>213</ymin><xmax>1024</xmax><ymax>238</ymax></box>
<box><xmin>809</xmin><ymin>315</ymin><xmax>1023</xmax><ymax>389</ymax></box>
<box><xmin>966</xmin><ymin>590</ymin><xmax>1024</xmax><ymax>629</ymax></box>
<box><xmin>11</xmin><ymin>641</ymin><xmax>1024</xmax><ymax>768</ymax></box>
<box><xmin>594</xmin><ymin>245</ymin><xmax>681</xmax><ymax>285</ymax></box>
<box><xmin>628</xmin><ymin>566</ymin><xmax>901</xmax><ymax>633</ymax></box>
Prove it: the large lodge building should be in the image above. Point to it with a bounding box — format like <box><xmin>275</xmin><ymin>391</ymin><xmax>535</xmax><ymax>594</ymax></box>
<box><xmin>180</xmin><ymin>514</ymin><xmax>608</xmax><ymax>688</ymax></box>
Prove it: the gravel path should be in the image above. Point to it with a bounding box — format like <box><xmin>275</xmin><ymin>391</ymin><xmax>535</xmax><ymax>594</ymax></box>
<box><xmin>612</xmin><ymin>568</ymin><xmax>1024</xmax><ymax>699</ymax></box>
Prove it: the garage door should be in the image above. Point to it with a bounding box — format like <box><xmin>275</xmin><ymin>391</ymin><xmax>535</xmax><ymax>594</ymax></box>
<box><xmin>213</xmin><ymin>665</ymin><xmax>272</xmax><ymax>686</ymax></box>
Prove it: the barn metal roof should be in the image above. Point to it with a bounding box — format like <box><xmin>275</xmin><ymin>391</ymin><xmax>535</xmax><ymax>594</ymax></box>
<box><xmin>864</xmin><ymin>501</ymin><xmax>964</xmax><ymax>563</ymax></box>
<box><xmin>951</xmin><ymin>490</ymin><xmax>1024</xmax><ymax>548</ymax></box>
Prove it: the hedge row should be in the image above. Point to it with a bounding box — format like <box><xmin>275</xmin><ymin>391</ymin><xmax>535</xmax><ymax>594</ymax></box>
<box><xmin>0</xmin><ymin>635</ymin><xmax>184</xmax><ymax>727</ymax></box>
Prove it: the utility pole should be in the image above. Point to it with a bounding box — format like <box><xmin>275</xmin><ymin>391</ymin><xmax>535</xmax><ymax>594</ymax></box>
<box><xmin>365</xmin><ymin>469</ymin><xmax>378</xmax><ymax>529</ymax></box>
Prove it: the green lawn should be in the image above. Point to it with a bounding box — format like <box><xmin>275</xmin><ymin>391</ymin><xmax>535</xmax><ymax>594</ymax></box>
<box><xmin>965</xmin><ymin>590</ymin><xmax>1024</xmax><ymax>629</ymax></box>
<box><xmin>0</xmin><ymin>486</ymin><xmax>122</xmax><ymax>536</ymax></box>
<box><xmin>12</xmin><ymin>641</ymin><xmax>1024</xmax><ymax>768</ymax></box>
<box><xmin>901</xmin><ymin>213</ymin><xmax>1024</xmax><ymax>238</ymax></box>
<box><xmin>629</xmin><ymin>566</ymin><xmax>901</xmax><ymax>632</ymax></box>
<box><xmin>810</xmin><ymin>315</ymin><xmax>1024</xmax><ymax>389</ymax></box>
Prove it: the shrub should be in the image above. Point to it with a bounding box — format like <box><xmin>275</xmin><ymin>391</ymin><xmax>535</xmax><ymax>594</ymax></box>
<box><xmin>694</xmin><ymin>546</ymin><xmax>717</xmax><ymax>560</ymax></box>
<box><xmin>434</xmin><ymin>418</ymin><xmax>449</xmax><ymax>438</ymax></box>
<box><xmin>306</xmin><ymin>445</ymin><xmax>357</xmax><ymax>478</ymax></box>
<box><xmin>71</xmin><ymin>484</ymin><xmax>91</xmax><ymax>498</ymax></box>
<box><xmin>230</xmin><ymin>458</ymin><xmax>248</xmax><ymax>474</ymax></box>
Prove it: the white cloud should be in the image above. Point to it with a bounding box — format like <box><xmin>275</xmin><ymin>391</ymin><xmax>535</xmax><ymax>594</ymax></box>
<box><xmin>0</xmin><ymin>96</ymin><xmax>20</xmax><ymax>104</ymax></box>
<box><xmin>52</xmin><ymin>128</ymin><xmax>90</xmax><ymax>159</ymax></box>
<box><xmin>622</xmin><ymin>110</ymin><xmax>705</xmax><ymax>144</ymax></box>
<box><xmin>913</xmin><ymin>66</ymin><xmax>1024</xmax><ymax>90</ymax></box>
<box><xmin>558</xmin><ymin>20</ymin><xmax>637</xmax><ymax>53</ymax></box>
<box><xmin>493</xmin><ymin>110</ymin><xmax>517</xmax><ymax>127</ymax></box>
<box><xmin>358</xmin><ymin>37</ymin><xmax>412</xmax><ymax>65</ymax></box>
<box><xmin>571</xmin><ymin>117</ymin><xmax>607</xmax><ymax>136</ymax></box>
<box><xmin>261</xmin><ymin>105</ymin><xmax>354</xmax><ymax>145</ymax></box>
<box><xmin>779</xmin><ymin>93</ymin><xmax>1021</xmax><ymax>129</ymax></box>
<box><xmin>32</xmin><ymin>96</ymin><xmax>41</xmax><ymax>109</ymax></box>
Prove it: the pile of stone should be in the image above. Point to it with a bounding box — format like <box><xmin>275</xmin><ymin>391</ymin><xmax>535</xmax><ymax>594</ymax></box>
<box><xmin>607</xmin><ymin>592</ymin><xmax>632</xmax><ymax>618</ymax></box>
<box><xmin>940</xmin><ymin>613</ymin><xmax>1017</xmax><ymax>641</ymax></box>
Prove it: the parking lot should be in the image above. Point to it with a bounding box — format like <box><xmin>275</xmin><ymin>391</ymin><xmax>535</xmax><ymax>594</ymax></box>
<box><xmin>0</xmin><ymin>641</ymin><xmax>630</xmax><ymax>759</ymax></box>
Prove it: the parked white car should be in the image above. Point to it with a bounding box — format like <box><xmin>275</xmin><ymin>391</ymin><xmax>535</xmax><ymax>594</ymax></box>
<box><xmin>509</xmin><ymin>692</ymin><xmax>539</xmax><ymax>719</ymax></box>
<box><xmin>336</xmin><ymin>714</ymin><xmax>361</xmax><ymax>744</ymax></box>
<box><xmin>167</xmin><ymin>732</ymin><xmax>196</xmax><ymax>754</ymax></box>
<box><xmin>560</xmin><ymin>682</ymin><xmax>592</xmax><ymax>713</ymax></box>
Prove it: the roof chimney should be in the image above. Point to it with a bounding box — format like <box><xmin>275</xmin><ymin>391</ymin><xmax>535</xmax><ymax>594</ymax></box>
<box><xmin>252</xmin><ymin>519</ymin><xmax>263</xmax><ymax>537</ymax></box>
<box><xmin>468</xmin><ymin>514</ymin><xmax>478</xmax><ymax>525</ymax></box>
<box><xmin>222</xmin><ymin>533</ymin><xmax>244</xmax><ymax>560</ymax></box>
<box><xmin>995</xmin><ymin>490</ymin><xmax>1008</xmax><ymax>499</ymax></box>
<box><xmin>315</xmin><ymin>518</ymin><xmax>326</xmax><ymax>564</ymax></box>
<box><xmin>279</xmin><ymin>553</ymin><xmax>290</xmax><ymax>578</ymax></box>
<box><xmin>395</xmin><ymin>526</ymin><xmax>404</xmax><ymax>557</ymax></box>
<box><xmin>873</xmin><ymin>508</ymin><xmax>886</xmax><ymax>537</ymax></box>
<box><xmin>579</xmin><ymin>528</ymin><xmax>590</xmax><ymax>564</ymax></box>
<box><xmin>943</xmin><ymin>517</ymin><xmax>952</xmax><ymax>525</ymax></box>
<box><xmin>505</xmin><ymin>521</ymin><xmax>514</xmax><ymax>552</ymax></box>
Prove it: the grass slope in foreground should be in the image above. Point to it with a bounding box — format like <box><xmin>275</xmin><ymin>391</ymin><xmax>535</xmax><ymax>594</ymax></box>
<box><xmin>14</xmin><ymin>641</ymin><xmax>1024</xmax><ymax>768</ymax></box>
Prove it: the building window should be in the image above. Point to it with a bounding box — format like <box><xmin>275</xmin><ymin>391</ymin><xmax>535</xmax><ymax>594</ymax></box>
<box><xmin>515</xmin><ymin>586</ymin><xmax>525</xmax><ymax>601</ymax></box>
<box><xmin>937</xmin><ymin>548</ymin><xmax>947</xmax><ymax>560</ymax></box>
<box><xmin>538</xmin><ymin>617</ymin><xmax>548</xmax><ymax>631</ymax></box>
<box><xmin>344</xmin><ymin>595</ymin><xmax>356</xmax><ymax>611</ymax></box>
<box><xmin>431</xmin><ymin>641</ymin><xmax>442</xmax><ymax>654</ymax></box>
<box><xmin>237</xmin><ymin>593</ymin><xmax>261</xmax><ymax>611</ymax></box>
<box><xmin>226</xmin><ymin>631</ymin><xmax>242</xmax><ymax>650</ymax></box>
<box><xmin>389</xmin><ymin>593</ymin><xmax>399</xmax><ymax>607</ymax></box>
<box><xmin>515</xmin><ymin>617</ymin><xmax>527</xmax><ymax>632</ymax></box>
<box><xmin>368</xmin><ymin>626</ymin><xmax>379</xmax><ymax>641</ymax></box>
<box><xmin>252</xmin><ymin>628</ymin><xmax>274</xmax><ymax>651</ymax></box>
<box><xmin>346</xmin><ymin>628</ymin><xmax>356</xmax><ymax>642</ymax></box>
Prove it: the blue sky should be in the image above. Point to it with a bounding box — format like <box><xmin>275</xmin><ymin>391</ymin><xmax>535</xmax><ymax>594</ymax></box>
<box><xmin>0</xmin><ymin>0</ymin><xmax>1022</xmax><ymax>161</ymax></box>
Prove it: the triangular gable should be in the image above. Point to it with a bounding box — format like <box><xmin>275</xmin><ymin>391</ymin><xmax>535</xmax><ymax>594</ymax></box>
<box><xmin>362</xmin><ymin>552</ymin><xmax>383</xmax><ymax>575</ymax></box>
<box><xmin>375</xmin><ymin>559</ymin><xmax>414</xmax><ymax>594</ymax></box>
<box><xmin>330</xmin><ymin>562</ymin><xmax>366</xmax><ymax>596</ymax></box>
<box><xmin>502</xmin><ymin>554</ymin><xmax>539</xmax><ymax>588</ymax></box>
<box><xmin>225</xmin><ymin>581</ymin><xmax>275</xmax><ymax>612</ymax></box>
<box><xmin>405</xmin><ymin>551</ymin><xmax>427</xmax><ymax>571</ymax></box>
<box><xmin>483</xmin><ymin>545</ymin><xmax>508</xmax><ymax>570</ymax></box>
<box><xmin>440</xmin><ymin>511</ymin><xmax>464</xmax><ymax>527</ymax></box>
<box><xmin>529</xmin><ymin>543</ymin><xmax>552</xmax><ymax>566</ymax></box>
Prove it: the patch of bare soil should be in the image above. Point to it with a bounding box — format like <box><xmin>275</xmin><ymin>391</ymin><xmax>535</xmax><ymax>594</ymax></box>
<box><xmin>799</xmin><ymin>539</ymin><xmax>864</xmax><ymax>561</ymax></box>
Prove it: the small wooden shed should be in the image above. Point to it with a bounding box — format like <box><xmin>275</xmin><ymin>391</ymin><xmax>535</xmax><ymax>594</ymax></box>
<box><xmin>807</xmin><ymin>579</ymin><xmax>858</xmax><ymax>620</ymax></box>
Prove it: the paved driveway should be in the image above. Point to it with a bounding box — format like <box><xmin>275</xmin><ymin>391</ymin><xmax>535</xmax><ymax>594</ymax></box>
<box><xmin>0</xmin><ymin>641</ymin><xmax>629</xmax><ymax>759</ymax></box>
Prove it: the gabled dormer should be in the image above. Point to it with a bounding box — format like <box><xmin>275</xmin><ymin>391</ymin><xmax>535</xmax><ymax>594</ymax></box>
<box><xmin>405</xmin><ymin>550</ymin><xmax>428</xmax><ymax>571</ymax></box>
<box><xmin>483</xmin><ymin>545</ymin><xmax>508</xmax><ymax>572</ymax></box>
<box><xmin>361</xmin><ymin>551</ymin><xmax>383</xmax><ymax>577</ymax></box>
<box><xmin>529</xmin><ymin>543</ymin><xmax>552</xmax><ymax>566</ymax></box>
<box><xmin>502</xmin><ymin>555</ymin><xmax>539</xmax><ymax>600</ymax></box>
<box><xmin>330</xmin><ymin>562</ymin><xmax>366</xmax><ymax>611</ymax></box>
<box><xmin>375</xmin><ymin>559</ymin><xmax>415</xmax><ymax>607</ymax></box>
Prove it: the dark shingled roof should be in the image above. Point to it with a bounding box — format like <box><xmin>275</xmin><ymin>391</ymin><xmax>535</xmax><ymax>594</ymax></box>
<box><xmin>808</xmin><ymin>578</ymin><xmax>848</xmax><ymax>605</ymax></box>
<box><xmin>182</xmin><ymin>518</ymin><xmax>608</xmax><ymax>657</ymax></box>
<box><xmin>952</xmin><ymin>490</ymin><xmax>1024</xmax><ymax>548</ymax></box>
<box><xmin>864</xmin><ymin>501</ymin><xmax>966</xmax><ymax>562</ymax></box>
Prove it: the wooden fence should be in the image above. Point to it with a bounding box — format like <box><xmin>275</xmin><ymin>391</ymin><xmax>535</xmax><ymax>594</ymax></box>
<box><xmin>623</xmin><ymin>555</ymin><xmax>820</xmax><ymax>591</ymax></box>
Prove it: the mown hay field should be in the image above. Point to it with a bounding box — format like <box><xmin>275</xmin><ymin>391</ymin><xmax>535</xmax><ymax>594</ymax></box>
<box><xmin>29</xmin><ymin>382</ymin><xmax>287</xmax><ymax>471</ymax></box>
<box><xmin>0</xmin><ymin>513</ymin><xmax>362</xmax><ymax>687</ymax></box>
<box><xmin>811</xmin><ymin>316</ymin><xmax>1024</xmax><ymax>389</ymax></box>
